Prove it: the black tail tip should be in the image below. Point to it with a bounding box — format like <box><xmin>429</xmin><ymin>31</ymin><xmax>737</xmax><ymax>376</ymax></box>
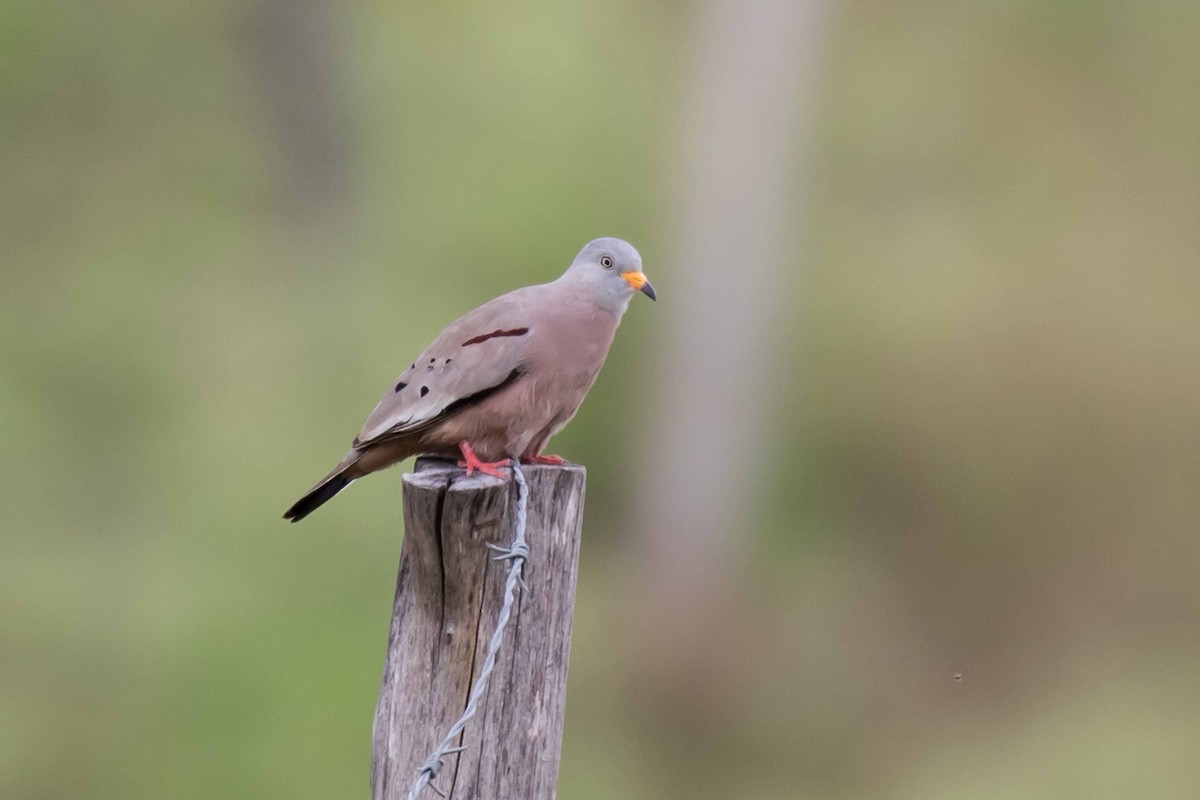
<box><xmin>283</xmin><ymin>475</ymin><xmax>351</xmax><ymax>523</ymax></box>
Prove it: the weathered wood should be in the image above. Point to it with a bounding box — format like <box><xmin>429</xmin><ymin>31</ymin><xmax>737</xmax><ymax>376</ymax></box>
<box><xmin>371</xmin><ymin>458</ymin><xmax>586</xmax><ymax>800</ymax></box>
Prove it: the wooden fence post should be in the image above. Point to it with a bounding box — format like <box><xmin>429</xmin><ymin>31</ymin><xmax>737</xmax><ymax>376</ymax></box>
<box><xmin>371</xmin><ymin>457</ymin><xmax>586</xmax><ymax>800</ymax></box>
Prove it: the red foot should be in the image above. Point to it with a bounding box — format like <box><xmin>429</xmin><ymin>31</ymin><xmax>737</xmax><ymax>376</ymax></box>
<box><xmin>520</xmin><ymin>454</ymin><xmax>566</xmax><ymax>466</ymax></box>
<box><xmin>457</xmin><ymin>441</ymin><xmax>511</xmax><ymax>478</ymax></box>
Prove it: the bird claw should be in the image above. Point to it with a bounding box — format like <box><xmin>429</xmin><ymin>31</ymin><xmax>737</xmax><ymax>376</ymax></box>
<box><xmin>520</xmin><ymin>454</ymin><xmax>566</xmax><ymax>466</ymax></box>
<box><xmin>457</xmin><ymin>458</ymin><xmax>510</xmax><ymax>478</ymax></box>
<box><xmin>457</xmin><ymin>441</ymin><xmax>511</xmax><ymax>478</ymax></box>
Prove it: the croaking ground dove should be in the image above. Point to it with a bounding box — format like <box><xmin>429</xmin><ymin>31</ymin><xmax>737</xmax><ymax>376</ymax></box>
<box><xmin>283</xmin><ymin>237</ymin><xmax>655</xmax><ymax>522</ymax></box>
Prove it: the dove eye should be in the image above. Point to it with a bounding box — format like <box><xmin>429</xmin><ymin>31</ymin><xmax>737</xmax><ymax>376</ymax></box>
<box><xmin>600</xmin><ymin>256</ymin><xmax>614</xmax><ymax>269</ymax></box>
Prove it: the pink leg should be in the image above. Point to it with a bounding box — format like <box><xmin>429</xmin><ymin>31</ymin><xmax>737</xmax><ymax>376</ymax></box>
<box><xmin>520</xmin><ymin>454</ymin><xmax>566</xmax><ymax>466</ymax></box>
<box><xmin>457</xmin><ymin>441</ymin><xmax>511</xmax><ymax>478</ymax></box>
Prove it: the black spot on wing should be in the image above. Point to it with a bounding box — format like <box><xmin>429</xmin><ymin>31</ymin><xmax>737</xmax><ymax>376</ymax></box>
<box><xmin>394</xmin><ymin>381</ymin><xmax>407</xmax><ymax>393</ymax></box>
<box><xmin>420</xmin><ymin>386</ymin><xmax>429</xmax><ymax>397</ymax></box>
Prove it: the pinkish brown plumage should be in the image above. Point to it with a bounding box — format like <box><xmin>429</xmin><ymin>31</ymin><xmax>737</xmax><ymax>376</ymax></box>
<box><xmin>283</xmin><ymin>238</ymin><xmax>655</xmax><ymax>522</ymax></box>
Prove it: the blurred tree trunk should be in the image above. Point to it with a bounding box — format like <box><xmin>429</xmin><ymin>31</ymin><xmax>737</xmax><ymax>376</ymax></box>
<box><xmin>628</xmin><ymin>0</ymin><xmax>830</xmax><ymax>737</ymax></box>
<box><xmin>245</xmin><ymin>0</ymin><xmax>350</xmax><ymax>232</ymax></box>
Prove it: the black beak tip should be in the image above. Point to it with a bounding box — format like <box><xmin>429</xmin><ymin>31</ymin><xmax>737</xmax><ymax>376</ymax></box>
<box><xmin>641</xmin><ymin>281</ymin><xmax>656</xmax><ymax>302</ymax></box>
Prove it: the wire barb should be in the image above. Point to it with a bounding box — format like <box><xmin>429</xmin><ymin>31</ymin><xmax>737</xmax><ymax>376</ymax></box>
<box><xmin>405</xmin><ymin>460</ymin><xmax>531</xmax><ymax>800</ymax></box>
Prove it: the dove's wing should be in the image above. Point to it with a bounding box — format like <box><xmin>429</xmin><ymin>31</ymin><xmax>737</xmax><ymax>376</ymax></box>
<box><xmin>352</xmin><ymin>288</ymin><xmax>542</xmax><ymax>448</ymax></box>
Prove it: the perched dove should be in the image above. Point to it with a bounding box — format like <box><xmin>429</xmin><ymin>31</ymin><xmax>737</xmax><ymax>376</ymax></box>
<box><xmin>283</xmin><ymin>237</ymin><xmax>655</xmax><ymax>522</ymax></box>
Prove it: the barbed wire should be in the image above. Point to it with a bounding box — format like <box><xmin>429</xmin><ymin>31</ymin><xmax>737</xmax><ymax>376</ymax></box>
<box><xmin>405</xmin><ymin>460</ymin><xmax>530</xmax><ymax>800</ymax></box>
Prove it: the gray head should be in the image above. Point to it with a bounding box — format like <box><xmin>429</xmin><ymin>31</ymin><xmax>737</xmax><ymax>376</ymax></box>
<box><xmin>561</xmin><ymin>237</ymin><xmax>656</xmax><ymax>312</ymax></box>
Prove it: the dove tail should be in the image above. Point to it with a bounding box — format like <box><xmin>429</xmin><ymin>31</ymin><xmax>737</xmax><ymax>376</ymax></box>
<box><xmin>283</xmin><ymin>466</ymin><xmax>354</xmax><ymax>523</ymax></box>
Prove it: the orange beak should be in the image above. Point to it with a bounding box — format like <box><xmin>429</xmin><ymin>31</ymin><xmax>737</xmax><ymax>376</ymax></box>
<box><xmin>622</xmin><ymin>271</ymin><xmax>657</xmax><ymax>301</ymax></box>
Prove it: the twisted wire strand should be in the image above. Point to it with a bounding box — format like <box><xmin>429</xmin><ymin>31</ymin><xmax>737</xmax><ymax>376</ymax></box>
<box><xmin>406</xmin><ymin>461</ymin><xmax>530</xmax><ymax>800</ymax></box>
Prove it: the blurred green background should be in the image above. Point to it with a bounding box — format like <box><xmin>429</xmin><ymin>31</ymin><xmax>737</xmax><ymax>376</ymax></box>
<box><xmin>4</xmin><ymin>1</ymin><xmax>1200</xmax><ymax>798</ymax></box>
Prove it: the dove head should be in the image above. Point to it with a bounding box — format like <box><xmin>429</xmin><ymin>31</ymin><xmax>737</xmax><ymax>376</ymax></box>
<box><xmin>561</xmin><ymin>237</ymin><xmax>656</xmax><ymax>313</ymax></box>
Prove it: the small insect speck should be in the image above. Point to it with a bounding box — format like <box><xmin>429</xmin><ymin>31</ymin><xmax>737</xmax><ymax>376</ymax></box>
<box><xmin>954</xmin><ymin>673</ymin><xmax>963</xmax><ymax>681</ymax></box>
